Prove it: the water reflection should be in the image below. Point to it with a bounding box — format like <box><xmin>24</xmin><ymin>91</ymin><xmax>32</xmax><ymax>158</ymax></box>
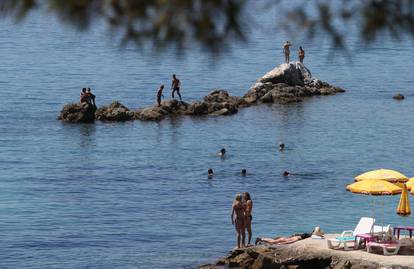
<box><xmin>78</xmin><ymin>123</ymin><xmax>96</xmax><ymax>150</ymax></box>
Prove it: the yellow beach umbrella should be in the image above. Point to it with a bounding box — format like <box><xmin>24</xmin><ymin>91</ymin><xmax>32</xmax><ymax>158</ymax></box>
<box><xmin>397</xmin><ymin>183</ymin><xmax>411</xmax><ymax>216</ymax></box>
<box><xmin>347</xmin><ymin>179</ymin><xmax>402</xmax><ymax>231</ymax></box>
<box><xmin>347</xmin><ymin>179</ymin><xmax>402</xmax><ymax>195</ymax></box>
<box><xmin>406</xmin><ymin>178</ymin><xmax>414</xmax><ymax>191</ymax></box>
<box><xmin>355</xmin><ymin>169</ymin><xmax>408</xmax><ymax>183</ymax></box>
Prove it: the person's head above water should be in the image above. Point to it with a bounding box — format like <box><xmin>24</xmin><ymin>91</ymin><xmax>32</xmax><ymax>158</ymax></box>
<box><xmin>208</xmin><ymin>168</ymin><xmax>214</xmax><ymax>177</ymax></box>
<box><xmin>241</xmin><ymin>169</ymin><xmax>247</xmax><ymax>176</ymax></box>
<box><xmin>283</xmin><ymin>171</ymin><xmax>290</xmax><ymax>176</ymax></box>
<box><xmin>279</xmin><ymin>143</ymin><xmax>285</xmax><ymax>151</ymax></box>
<box><xmin>219</xmin><ymin>148</ymin><xmax>226</xmax><ymax>155</ymax></box>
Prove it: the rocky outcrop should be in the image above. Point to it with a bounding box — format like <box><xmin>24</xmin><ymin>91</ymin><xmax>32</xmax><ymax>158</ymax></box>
<box><xmin>95</xmin><ymin>101</ymin><xmax>134</xmax><ymax>121</ymax></box>
<box><xmin>134</xmin><ymin>90</ymin><xmax>241</xmax><ymax>120</ymax></box>
<box><xmin>135</xmin><ymin>99</ymin><xmax>189</xmax><ymax>121</ymax></box>
<box><xmin>242</xmin><ymin>62</ymin><xmax>345</xmax><ymax>105</ymax></box>
<box><xmin>199</xmin><ymin>244</ymin><xmax>414</xmax><ymax>269</ymax></box>
<box><xmin>58</xmin><ymin>62</ymin><xmax>345</xmax><ymax>122</ymax></box>
<box><xmin>58</xmin><ymin>102</ymin><xmax>96</xmax><ymax>123</ymax></box>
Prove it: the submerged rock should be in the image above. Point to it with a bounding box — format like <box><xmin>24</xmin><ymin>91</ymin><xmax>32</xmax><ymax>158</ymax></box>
<box><xmin>95</xmin><ymin>101</ymin><xmax>134</xmax><ymax>121</ymax></box>
<box><xmin>58</xmin><ymin>102</ymin><xmax>96</xmax><ymax>123</ymax></box>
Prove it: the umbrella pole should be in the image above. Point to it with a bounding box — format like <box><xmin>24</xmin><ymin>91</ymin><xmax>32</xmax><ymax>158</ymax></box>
<box><xmin>382</xmin><ymin>198</ymin><xmax>384</xmax><ymax>233</ymax></box>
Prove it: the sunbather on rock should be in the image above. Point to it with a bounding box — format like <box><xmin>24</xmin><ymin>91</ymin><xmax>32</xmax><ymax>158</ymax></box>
<box><xmin>255</xmin><ymin>232</ymin><xmax>311</xmax><ymax>245</ymax></box>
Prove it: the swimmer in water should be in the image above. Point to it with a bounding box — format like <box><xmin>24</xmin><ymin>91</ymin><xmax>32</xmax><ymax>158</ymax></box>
<box><xmin>279</xmin><ymin>143</ymin><xmax>285</xmax><ymax>151</ymax></box>
<box><xmin>241</xmin><ymin>169</ymin><xmax>247</xmax><ymax>176</ymax></box>
<box><xmin>283</xmin><ymin>171</ymin><xmax>290</xmax><ymax>176</ymax></box>
<box><xmin>208</xmin><ymin>168</ymin><xmax>214</xmax><ymax>178</ymax></box>
<box><xmin>218</xmin><ymin>148</ymin><xmax>226</xmax><ymax>157</ymax></box>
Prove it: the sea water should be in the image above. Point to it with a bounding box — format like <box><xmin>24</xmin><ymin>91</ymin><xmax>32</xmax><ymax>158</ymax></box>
<box><xmin>1</xmin><ymin>4</ymin><xmax>414</xmax><ymax>269</ymax></box>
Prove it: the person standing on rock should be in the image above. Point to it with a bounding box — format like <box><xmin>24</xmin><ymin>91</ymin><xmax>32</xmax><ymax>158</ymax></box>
<box><xmin>243</xmin><ymin>192</ymin><xmax>253</xmax><ymax>246</ymax></box>
<box><xmin>171</xmin><ymin>74</ymin><xmax>182</xmax><ymax>101</ymax></box>
<box><xmin>231</xmin><ymin>193</ymin><xmax>246</xmax><ymax>248</ymax></box>
<box><xmin>298</xmin><ymin>46</ymin><xmax>305</xmax><ymax>63</ymax></box>
<box><xmin>80</xmin><ymin>88</ymin><xmax>87</xmax><ymax>103</ymax></box>
<box><xmin>87</xmin><ymin>88</ymin><xmax>96</xmax><ymax>107</ymax></box>
<box><xmin>156</xmin><ymin>85</ymin><xmax>164</xmax><ymax>107</ymax></box>
<box><xmin>283</xmin><ymin>41</ymin><xmax>292</xmax><ymax>63</ymax></box>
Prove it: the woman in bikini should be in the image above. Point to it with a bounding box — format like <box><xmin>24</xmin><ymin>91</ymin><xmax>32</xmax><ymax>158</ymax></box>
<box><xmin>231</xmin><ymin>193</ymin><xmax>246</xmax><ymax>248</ymax></box>
<box><xmin>243</xmin><ymin>192</ymin><xmax>253</xmax><ymax>245</ymax></box>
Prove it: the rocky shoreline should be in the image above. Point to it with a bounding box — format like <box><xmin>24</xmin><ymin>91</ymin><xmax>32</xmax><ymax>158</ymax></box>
<box><xmin>58</xmin><ymin>62</ymin><xmax>345</xmax><ymax>123</ymax></box>
<box><xmin>199</xmin><ymin>236</ymin><xmax>414</xmax><ymax>269</ymax></box>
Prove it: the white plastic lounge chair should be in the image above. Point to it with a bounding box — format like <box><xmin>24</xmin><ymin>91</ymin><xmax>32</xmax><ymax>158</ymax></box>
<box><xmin>367</xmin><ymin>241</ymin><xmax>401</xmax><ymax>255</ymax></box>
<box><xmin>327</xmin><ymin>217</ymin><xmax>375</xmax><ymax>250</ymax></box>
<box><xmin>373</xmin><ymin>224</ymin><xmax>392</xmax><ymax>234</ymax></box>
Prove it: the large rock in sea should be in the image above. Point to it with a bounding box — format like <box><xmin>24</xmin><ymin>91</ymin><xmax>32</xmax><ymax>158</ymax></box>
<box><xmin>134</xmin><ymin>99</ymin><xmax>189</xmax><ymax>121</ymax></box>
<box><xmin>95</xmin><ymin>101</ymin><xmax>134</xmax><ymax>121</ymax></box>
<box><xmin>134</xmin><ymin>90</ymin><xmax>241</xmax><ymax>121</ymax></box>
<box><xmin>243</xmin><ymin>61</ymin><xmax>345</xmax><ymax>104</ymax></box>
<box><xmin>58</xmin><ymin>103</ymin><xmax>96</xmax><ymax>123</ymax></box>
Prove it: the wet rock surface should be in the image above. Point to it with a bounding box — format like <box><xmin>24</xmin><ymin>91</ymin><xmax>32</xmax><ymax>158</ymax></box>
<box><xmin>58</xmin><ymin>62</ymin><xmax>345</xmax><ymax>122</ymax></box>
<box><xmin>95</xmin><ymin>101</ymin><xmax>134</xmax><ymax>121</ymax></box>
<box><xmin>58</xmin><ymin>102</ymin><xmax>96</xmax><ymax>123</ymax></box>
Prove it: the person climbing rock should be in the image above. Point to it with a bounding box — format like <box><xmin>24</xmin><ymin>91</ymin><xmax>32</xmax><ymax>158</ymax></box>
<box><xmin>156</xmin><ymin>85</ymin><xmax>164</xmax><ymax>107</ymax></box>
<box><xmin>171</xmin><ymin>74</ymin><xmax>182</xmax><ymax>101</ymax></box>
<box><xmin>298</xmin><ymin>46</ymin><xmax>305</xmax><ymax>63</ymax></box>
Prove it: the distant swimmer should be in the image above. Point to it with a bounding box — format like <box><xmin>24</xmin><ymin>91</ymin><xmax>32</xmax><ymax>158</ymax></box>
<box><xmin>171</xmin><ymin>74</ymin><xmax>182</xmax><ymax>101</ymax></box>
<box><xmin>298</xmin><ymin>46</ymin><xmax>305</xmax><ymax>63</ymax></box>
<box><xmin>218</xmin><ymin>148</ymin><xmax>226</xmax><ymax>157</ymax></box>
<box><xmin>279</xmin><ymin>143</ymin><xmax>285</xmax><ymax>151</ymax></box>
<box><xmin>283</xmin><ymin>41</ymin><xmax>292</xmax><ymax>63</ymax></box>
<box><xmin>283</xmin><ymin>171</ymin><xmax>290</xmax><ymax>176</ymax></box>
<box><xmin>156</xmin><ymin>85</ymin><xmax>165</xmax><ymax>107</ymax></box>
<box><xmin>208</xmin><ymin>168</ymin><xmax>214</xmax><ymax>178</ymax></box>
<box><xmin>241</xmin><ymin>169</ymin><xmax>247</xmax><ymax>176</ymax></box>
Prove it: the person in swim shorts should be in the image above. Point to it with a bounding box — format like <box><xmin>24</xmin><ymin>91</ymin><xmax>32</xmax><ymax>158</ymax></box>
<box><xmin>283</xmin><ymin>41</ymin><xmax>292</xmax><ymax>63</ymax></box>
<box><xmin>171</xmin><ymin>74</ymin><xmax>182</xmax><ymax>101</ymax></box>
<box><xmin>156</xmin><ymin>85</ymin><xmax>164</xmax><ymax>107</ymax></box>
<box><xmin>298</xmin><ymin>46</ymin><xmax>305</xmax><ymax>63</ymax></box>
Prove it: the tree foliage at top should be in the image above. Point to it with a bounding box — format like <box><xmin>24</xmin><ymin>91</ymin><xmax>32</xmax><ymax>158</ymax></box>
<box><xmin>1</xmin><ymin>0</ymin><xmax>414</xmax><ymax>53</ymax></box>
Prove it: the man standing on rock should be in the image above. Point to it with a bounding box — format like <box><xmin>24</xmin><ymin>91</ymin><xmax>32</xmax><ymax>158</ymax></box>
<box><xmin>298</xmin><ymin>46</ymin><xmax>305</xmax><ymax>63</ymax></box>
<box><xmin>156</xmin><ymin>85</ymin><xmax>164</xmax><ymax>107</ymax></box>
<box><xmin>171</xmin><ymin>74</ymin><xmax>182</xmax><ymax>101</ymax></box>
<box><xmin>283</xmin><ymin>41</ymin><xmax>292</xmax><ymax>63</ymax></box>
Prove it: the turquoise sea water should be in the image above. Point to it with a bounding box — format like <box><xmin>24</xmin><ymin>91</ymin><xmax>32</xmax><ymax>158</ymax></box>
<box><xmin>1</xmin><ymin>5</ymin><xmax>414</xmax><ymax>269</ymax></box>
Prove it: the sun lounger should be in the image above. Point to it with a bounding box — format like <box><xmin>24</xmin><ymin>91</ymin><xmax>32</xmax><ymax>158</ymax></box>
<box><xmin>367</xmin><ymin>241</ymin><xmax>401</xmax><ymax>255</ymax></box>
<box><xmin>373</xmin><ymin>224</ymin><xmax>391</xmax><ymax>234</ymax></box>
<box><xmin>327</xmin><ymin>217</ymin><xmax>375</xmax><ymax>250</ymax></box>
